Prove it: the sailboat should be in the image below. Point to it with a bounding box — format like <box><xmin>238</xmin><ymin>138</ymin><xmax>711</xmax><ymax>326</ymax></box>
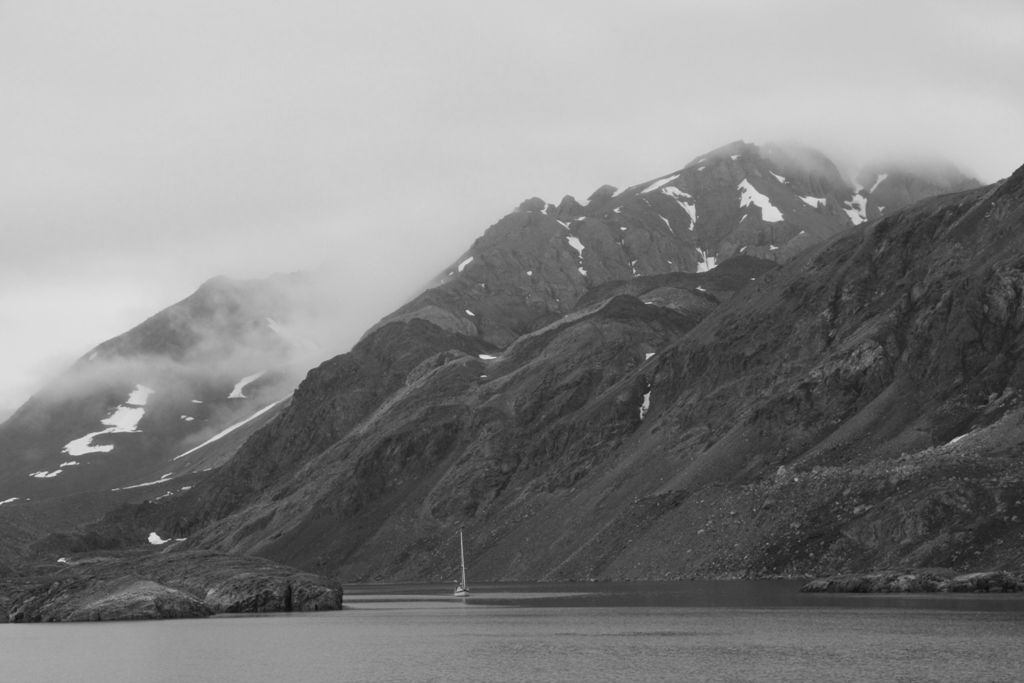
<box><xmin>454</xmin><ymin>527</ymin><xmax>469</xmax><ymax>597</ymax></box>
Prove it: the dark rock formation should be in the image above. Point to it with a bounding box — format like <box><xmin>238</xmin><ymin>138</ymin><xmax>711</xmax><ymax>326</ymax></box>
<box><xmin>8</xmin><ymin>577</ymin><xmax>211</xmax><ymax>622</ymax></box>
<box><xmin>2</xmin><ymin>550</ymin><xmax>342</xmax><ymax>622</ymax></box>
<box><xmin>801</xmin><ymin>570</ymin><xmax>1021</xmax><ymax>593</ymax></box>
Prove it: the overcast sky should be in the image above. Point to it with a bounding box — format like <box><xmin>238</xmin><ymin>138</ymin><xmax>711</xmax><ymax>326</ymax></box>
<box><xmin>1</xmin><ymin>0</ymin><xmax>1022</xmax><ymax>410</ymax></box>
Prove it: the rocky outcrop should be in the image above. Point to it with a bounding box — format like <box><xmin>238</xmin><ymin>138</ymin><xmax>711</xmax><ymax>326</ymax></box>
<box><xmin>7</xmin><ymin>577</ymin><xmax>211</xmax><ymax>622</ymax></box>
<box><xmin>802</xmin><ymin>570</ymin><xmax>1021</xmax><ymax>593</ymax></box>
<box><xmin>204</xmin><ymin>572</ymin><xmax>343</xmax><ymax>613</ymax></box>
<box><xmin>2</xmin><ymin>550</ymin><xmax>342</xmax><ymax>622</ymax></box>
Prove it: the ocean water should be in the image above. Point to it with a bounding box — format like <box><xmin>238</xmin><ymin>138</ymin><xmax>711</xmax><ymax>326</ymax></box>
<box><xmin>4</xmin><ymin>581</ymin><xmax>1024</xmax><ymax>682</ymax></box>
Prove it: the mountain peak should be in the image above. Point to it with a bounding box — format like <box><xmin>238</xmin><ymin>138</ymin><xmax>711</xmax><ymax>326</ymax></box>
<box><xmin>684</xmin><ymin>139</ymin><xmax>757</xmax><ymax>168</ymax></box>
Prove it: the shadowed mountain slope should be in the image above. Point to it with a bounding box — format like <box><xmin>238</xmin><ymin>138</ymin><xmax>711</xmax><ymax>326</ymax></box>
<box><xmin>94</xmin><ymin>161</ymin><xmax>1019</xmax><ymax>583</ymax></box>
<box><xmin>7</xmin><ymin>141</ymin><xmax>1003</xmax><ymax>584</ymax></box>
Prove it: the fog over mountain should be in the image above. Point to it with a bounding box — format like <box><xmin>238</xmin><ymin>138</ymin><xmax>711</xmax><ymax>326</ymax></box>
<box><xmin>1</xmin><ymin>0</ymin><xmax>1022</xmax><ymax>410</ymax></box>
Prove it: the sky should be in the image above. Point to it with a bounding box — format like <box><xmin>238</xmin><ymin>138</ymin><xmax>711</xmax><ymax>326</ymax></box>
<box><xmin>1</xmin><ymin>0</ymin><xmax>1022</xmax><ymax>411</ymax></box>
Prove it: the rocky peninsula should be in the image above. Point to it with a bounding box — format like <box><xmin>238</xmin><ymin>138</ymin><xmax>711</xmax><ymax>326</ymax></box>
<box><xmin>801</xmin><ymin>569</ymin><xmax>1022</xmax><ymax>593</ymax></box>
<box><xmin>1</xmin><ymin>549</ymin><xmax>342</xmax><ymax>623</ymax></box>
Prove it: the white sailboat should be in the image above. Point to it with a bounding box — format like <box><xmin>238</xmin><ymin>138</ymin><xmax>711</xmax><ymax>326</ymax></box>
<box><xmin>454</xmin><ymin>527</ymin><xmax>469</xmax><ymax>597</ymax></box>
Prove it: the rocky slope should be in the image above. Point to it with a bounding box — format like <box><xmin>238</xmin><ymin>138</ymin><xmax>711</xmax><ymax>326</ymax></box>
<box><xmin>78</xmin><ymin>159</ymin><xmax>1012</xmax><ymax>584</ymax></box>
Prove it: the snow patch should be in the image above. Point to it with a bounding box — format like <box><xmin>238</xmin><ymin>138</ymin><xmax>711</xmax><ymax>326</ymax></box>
<box><xmin>87</xmin><ymin>352</ymin><xmax>98</xmax><ymax>361</ymax></box>
<box><xmin>697</xmin><ymin>166</ymin><xmax>705</xmax><ymax>171</ymax></box>
<box><xmin>59</xmin><ymin>461</ymin><xmax>79</xmax><ymax>467</ymax></box>
<box><xmin>457</xmin><ymin>256</ymin><xmax>474</xmax><ymax>272</ymax></box>
<box><xmin>645</xmin><ymin>352</ymin><xmax>655</xmax><ymax>360</ymax></box>
<box><xmin>0</xmin><ymin>497</ymin><xmax>19</xmax><ymax>506</ymax></box>
<box><xmin>770</xmin><ymin>245</ymin><xmax>779</xmax><ymax>251</ymax></box>
<box><xmin>148</xmin><ymin>532</ymin><xmax>170</xmax><ymax>546</ymax></box>
<box><xmin>737</xmin><ymin>179</ymin><xmax>783</xmax><ymax>222</ymax></box>
<box><xmin>566</xmin><ymin>235</ymin><xmax>587</xmax><ymax>275</ymax></box>
<box><xmin>869</xmin><ymin>173</ymin><xmax>888</xmax><ymax>193</ymax></box>
<box><xmin>770</xmin><ymin>171</ymin><xmax>786</xmax><ymax>183</ymax></box>
<box><xmin>695</xmin><ymin>248</ymin><xmax>718</xmax><ymax>273</ymax></box>
<box><xmin>526</xmin><ymin>270</ymin><xmax>533</xmax><ymax>276</ymax></box>
<box><xmin>63</xmin><ymin>387</ymin><xmax>151</xmax><ymax>457</ymax></box>
<box><xmin>799</xmin><ymin>195</ymin><xmax>827</xmax><ymax>208</ymax></box>
<box><xmin>844</xmin><ymin>193</ymin><xmax>868</xmax><ymax>225</ymax></box>
<box><xmin>192</xmin><ymin>399</ymin><xmax>203</xmax><ymax>404</ymax></box>
<box><xmin>465</xmin><ymin>310</ymin><xmax>475</xmax><ymax>317</ymax></box>
<box><xmin>730</xmin><ymin>154</ymin><xmax>740</xmax><ymax>160</ymax></box>
<box><xmin>662</xmin><ymin>186</ymin><xmax>691</xmax><ymax>199</ymax></box>
<box><xmin>661</xmin><ymin>187</ymin><xmax>696</xmax><ymax>227</ymax></box>
<box><xmin>641</xmin><ymin>174</ymin><xmax>680</xmax><ymax>194</ymax></box>
<box><xmin>30</xmin><ymin>470</ymin><xmax>63</xmax><ymax>478</ymax></box>
<box><xmin>172</xmin><ymin>398</ymin><xmax>287</xmax><ymax>461</ymax></box>
<box><xmin>696</xmin><ymin>286</ymin><xmax>706</xmax><ymax>292</ymax></box>
<box><xmin>181</xmin><ymin>415</ymin><xmax>195</xmax><ymax>422</ymax></box>
<box><xmin>620</xmin><ymin>226</ymin><xmax>627</xmax><ymax>231</ymax></box>
<box><xmin>659</xmin><ymin>215</ymin><xmax>673</xmax><ymax>233</ymax></box>
<box><xmin>478</xmin><ymin>354</ymin><xmax>497</xmax><ymax>360</ymax></box>
<box><xmin>639</xmin><ymin>391</ymin><xmax>651</xmax><ymax>420</ymax></box>
<box><xmin>126</xmin><ymin>385</ymin><xmax>154</xmax><ymax>406</ymax></box>
<box><xmin>612</xmin><ymin>186</ymin><xmax>629</xmax><ymax>197</ymax></box>
<box><xmin>228</xmin><ymin>372</ymin><xmax>264</xmax><ymax>399</ymax></box>
<box><xmin>115</xmin><ymin>472</ymin><xmax>173</xmax><ymax>490</ymax></box>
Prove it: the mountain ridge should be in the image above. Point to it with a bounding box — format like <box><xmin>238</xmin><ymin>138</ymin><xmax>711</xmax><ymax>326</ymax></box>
<box><xmin>1</xmin><ymin>139</ymin><xmax>1003</xmax><ymax>588</ymax></box>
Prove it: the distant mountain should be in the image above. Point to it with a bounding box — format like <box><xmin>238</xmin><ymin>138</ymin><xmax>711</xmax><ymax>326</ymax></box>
<box><xmin>0</xmin><ymin>273</ymin><xmax>330</xmax><ymax>505</ymax></box>
<box><xmin>852</xmin><ymin>157</ymin><xmax>981</xmax><ymax>223</ymax></box>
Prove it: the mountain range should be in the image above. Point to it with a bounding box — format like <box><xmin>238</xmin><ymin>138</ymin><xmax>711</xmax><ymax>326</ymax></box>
<box><xmin>6</xmin><ymin>139</ymin><xmax>1020</xmax><ymax>590</ymax></box>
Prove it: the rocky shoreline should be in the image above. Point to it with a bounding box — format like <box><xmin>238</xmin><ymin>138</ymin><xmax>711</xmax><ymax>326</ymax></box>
<box><xmin>1</xmin><ymin>550</ymin><xmax>342</xmax><ymax>623</ymax></box>
<box><xmin>801</xmin><ymin>569</ymin><xmax>1022</xmax><ymax>594</ymax></box>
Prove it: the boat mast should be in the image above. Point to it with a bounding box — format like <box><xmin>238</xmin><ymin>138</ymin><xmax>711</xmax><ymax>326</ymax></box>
<box><xmin>459</xmin><ymin>528</ymin><xmax>467</xmax><ymax>588</ymax></box>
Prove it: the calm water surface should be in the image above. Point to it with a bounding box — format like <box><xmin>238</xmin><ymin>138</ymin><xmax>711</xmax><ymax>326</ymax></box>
<box><xmin>4</xmin><ymin>581</ymin><xmax>1024</xmax><ymax>682</ymax></box>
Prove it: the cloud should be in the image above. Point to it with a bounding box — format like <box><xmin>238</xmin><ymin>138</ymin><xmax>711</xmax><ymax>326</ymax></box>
<box><xmin>0</xmin><ymin>0</ymin><xmax>1021</xmax><ymax>409</ymax></box>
